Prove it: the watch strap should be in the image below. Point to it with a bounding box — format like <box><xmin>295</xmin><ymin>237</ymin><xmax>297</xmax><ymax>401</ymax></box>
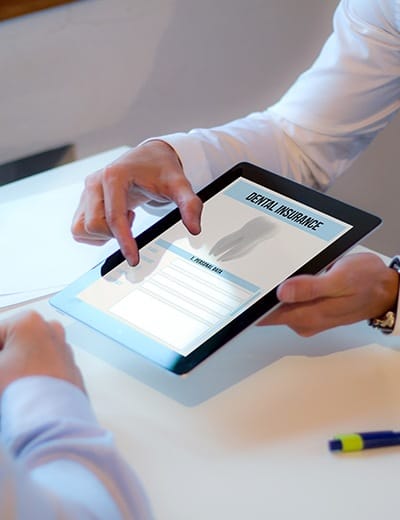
<box><xmin>368</xmin><ymin>256</ymin><xmax>400</xmax><ymax>334</ymax></box>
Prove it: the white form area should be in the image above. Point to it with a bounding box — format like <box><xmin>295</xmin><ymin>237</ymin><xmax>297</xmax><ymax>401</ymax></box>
<box><xmin>110</xmin><ymin>259</ymin><xmax>253</xmax><ymax>354</ymax></box>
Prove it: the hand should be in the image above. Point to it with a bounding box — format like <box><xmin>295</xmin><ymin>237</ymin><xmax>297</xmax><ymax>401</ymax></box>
<box><xmin>0</xmin><ymin>311</ymin><xmax>85</xmax><ymax>395</ymax></box>
<box><xmin>71</xmin><ymin>140</ymin><xmax>203</xmax><ymax>265</ymax></box>
<box><xmin>258</xmin><ymin>252</ymin><xmax>399</xmax><ymax>336</ymax></box>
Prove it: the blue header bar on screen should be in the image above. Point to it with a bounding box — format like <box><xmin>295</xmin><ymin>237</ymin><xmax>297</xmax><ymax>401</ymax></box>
<box><xmin>224</xmin><ymin>180</ymin><xmax>349</xmax><ymax>241</ymax></box>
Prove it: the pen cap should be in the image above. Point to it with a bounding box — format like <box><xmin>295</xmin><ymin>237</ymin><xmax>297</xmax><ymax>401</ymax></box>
<box><xmin>328</xmin><ymin>439</ymin><xmax>343</xmax><ymax>451</ymax></box>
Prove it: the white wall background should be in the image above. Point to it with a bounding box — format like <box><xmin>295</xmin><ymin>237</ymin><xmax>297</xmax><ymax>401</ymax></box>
<box><xmin>2</xmin><ymin>0</ymin><xmax>400</xmax><ymax>255</ymax></box>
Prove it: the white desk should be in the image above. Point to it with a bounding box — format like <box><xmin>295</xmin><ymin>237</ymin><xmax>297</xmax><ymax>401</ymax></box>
<box><xmin>2</xmin><ymin>150</ymin><xmax>400</xmax><ymax>519</ymax></box>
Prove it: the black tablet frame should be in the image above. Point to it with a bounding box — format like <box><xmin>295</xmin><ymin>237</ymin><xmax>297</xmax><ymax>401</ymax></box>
<box><xmin>50</xmin><ymin>162</ymin><xmax>381</xmax><ymax>374</ymax></box>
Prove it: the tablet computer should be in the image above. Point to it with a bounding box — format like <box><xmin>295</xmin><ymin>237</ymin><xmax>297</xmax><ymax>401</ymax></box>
<box><xmin>50</xmin><ymin>162</ymin><xmax>381</xmax><ymax>374</ymax></box>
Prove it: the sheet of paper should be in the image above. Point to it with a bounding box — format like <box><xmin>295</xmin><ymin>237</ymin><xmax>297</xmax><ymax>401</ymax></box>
<box><xmin>0</xmin><ymin>182</ymin><xmax>160</xmax><ymax>299</ymax></box>
<box><xmin>0</xmin><ymin>286</ymin><xmax>64</xmax><ymax>309</ymax></box>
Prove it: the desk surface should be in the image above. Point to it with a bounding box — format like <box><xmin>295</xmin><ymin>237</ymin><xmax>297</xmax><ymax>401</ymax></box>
<box><xmin>3</xmin><ymin>150</ymin><xmax>400</xmax><ymax>519</ymax></box>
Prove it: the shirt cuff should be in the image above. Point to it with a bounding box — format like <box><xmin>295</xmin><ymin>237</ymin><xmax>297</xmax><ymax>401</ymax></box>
<box><xmin>0</xmin><ymin>376</ymin><xmax>97</xmax><ymax>446</ymax></box>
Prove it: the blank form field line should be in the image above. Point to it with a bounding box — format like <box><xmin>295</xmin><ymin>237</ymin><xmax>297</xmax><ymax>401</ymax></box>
<box><xmin>157</xmin><ymin>270</ymin><xmax>237</xmax><ymax>312</ymax></box>
<box><xmin>168</xmin><ymin>261</ymin><xmax>252</xmax><ymax>302</ymax></box>
<box><xmin>110</xmin><ymin>254</ymin><xmax>257</xmax><ymax>354</ymax></box>
<box><xmin>110</xmin><ymin>290</ymin><xmax>210</xmax><ymax>352</ymax></box>
<box><xmin>147</xmin><ymin>278</ymin><xmax>225</xmax><ymax>319</ymax></box>
<box><xmin>142</xmin><ymin>282</ymin><xmax>221</xmax><ymax>325</ymax></box>
<box><xmin>171</xmin><ymin>261</ymin><xmax>246</xmax><ymax>300</ymax></box>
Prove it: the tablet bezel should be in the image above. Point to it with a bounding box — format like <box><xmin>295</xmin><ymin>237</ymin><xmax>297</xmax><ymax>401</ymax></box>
<box><xmin>50</xmin><ymin>162</ymin><xmax>381</xmax><ymax>374</ymax></box>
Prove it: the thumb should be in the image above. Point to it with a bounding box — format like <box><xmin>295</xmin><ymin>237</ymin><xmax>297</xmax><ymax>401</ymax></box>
<box><xmin>276</xmin><ymin>271</ymin><xmax>340</xmax><ymax>303</ymax></box>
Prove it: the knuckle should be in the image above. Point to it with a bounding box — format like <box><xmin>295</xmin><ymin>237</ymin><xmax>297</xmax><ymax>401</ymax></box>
<box><xmin>84</xmin><ymin>172</ymin><xmax>99</xmax><ymax>190</ymax></box>
<box><xmin>104</xmin><ymin>209</ymin><xmax>124</xmax><ymax>231</ymax></box>
<box><xmin>50</xmin><ymin>321</ymin><xmax>65</xmax><ymax>338</ymax></box>
<box><xmin>85</xmin><ymin>218</ymin><xmax>104</xmax><ymax>234</ymax></box>
<box><xmin>304</xmin><ymin>279</ymin><xmax>319</xmax><ymax>301</ymax></box>
<box><xmin>72</xmin><ymin>213</ymin><xmax>111</xmax><ymax>241</ymax></box>
<box><xmin>70</xmin><ymin>219</ymin><xmax>82</xmax><ymax>238</ymax></box>
<box><xmin>19</xmin><ymin>310</ymin><xmax>44</xmax><ymax>328</ymax></box>
<box><xmin>102</xmin><ymin>165</ymin><xmax>119</xmax><ymax>185</ymax></box>
<box><xmin>24</xmin><ymin>310</ymin><xmax>41</xmax><ymax>322</ymax></box>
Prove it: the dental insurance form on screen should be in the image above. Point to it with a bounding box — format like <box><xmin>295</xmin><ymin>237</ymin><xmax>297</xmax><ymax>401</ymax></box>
<box><xmin>78</xmin><ymin>177</ymin><xmax>351</xmax><ymax>357</ymax></box>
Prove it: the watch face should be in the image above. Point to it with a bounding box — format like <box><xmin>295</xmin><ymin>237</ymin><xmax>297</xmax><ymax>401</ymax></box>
<box><xmin>369</xmin><ymin>256</ymin><xmax>400</xmax><ymax>334</ymax></box>
<box><xmin>369</xmin><ymin>310</ymin><xmax>395</xmax><ymax>333</ymax></box>
<box><xmin>390</xmin><ymin>256</ymin><xmax>400</xmax><ymax>272</ymax></box>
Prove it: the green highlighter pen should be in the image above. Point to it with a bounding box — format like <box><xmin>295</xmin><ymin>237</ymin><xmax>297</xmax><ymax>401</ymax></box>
<box><xmin>329</xmin><ymin>430</ymin><xmax>400</xmax><ymax>452</ymax></box>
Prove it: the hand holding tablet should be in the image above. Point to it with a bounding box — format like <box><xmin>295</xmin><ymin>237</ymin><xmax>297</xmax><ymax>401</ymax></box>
<box><xmin>51</xmin><ymin>163</ymin><xmax>381</xmax><ymax>374</ymax></box>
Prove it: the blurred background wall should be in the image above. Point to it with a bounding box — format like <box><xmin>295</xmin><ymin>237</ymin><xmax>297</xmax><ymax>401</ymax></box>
<box><xmin>1</xmin><ymin>0</ymin><xmax>399</xmax><ymax>255</ymax></box>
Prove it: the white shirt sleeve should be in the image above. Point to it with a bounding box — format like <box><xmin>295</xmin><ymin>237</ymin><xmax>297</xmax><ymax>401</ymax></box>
<box><xmin>156</xmin><ymin>0</ymin><xmax>400</xmax><ymax>192</ymax></box>
<box><xmin>0</xmin><ymin>376</ymin><xmax>152</xmax><ymax>520</ymax></box>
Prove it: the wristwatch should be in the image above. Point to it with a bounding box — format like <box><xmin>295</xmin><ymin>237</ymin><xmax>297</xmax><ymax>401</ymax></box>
<box><xmin>368</xmin><ymin>255</ymin><xmax>400</xmax><ymax>334</ymax></box>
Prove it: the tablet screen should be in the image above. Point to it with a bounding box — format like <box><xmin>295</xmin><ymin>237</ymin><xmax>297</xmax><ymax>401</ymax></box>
<box><xmin>51</xmin><ymin>163</ymin><xmax>380</xmax><ymax>373</ymax></box>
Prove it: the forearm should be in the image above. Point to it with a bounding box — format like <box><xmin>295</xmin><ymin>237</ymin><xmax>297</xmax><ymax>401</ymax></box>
<box><xmin>159</xmin><ymin>0</ymin><xmax>400</xmax><ymax>193</ymax></box>
<box><xmin>160</xmin><ymin>110</ymin><xmax>333</xmax><ymax>193</ymax></box>
<box><xmin>1</xmin><ymin>377</ymin><xmax>151</xmax><ymax>520</ymax></box>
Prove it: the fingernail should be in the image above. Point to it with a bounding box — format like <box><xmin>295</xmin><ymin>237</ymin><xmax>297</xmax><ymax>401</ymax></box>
<box><xmin>124</xmin><ymin>252</ymin><xmax>134</xmax><ymax>266</ymax></box>
<box><xmin>131</xmin><ymin>253</ymin><xmax>140</xmax><ymax>267</ymax></box>
<box><xmin>278</xmin><ymin>284</ymin><xmax>294</xmax><ymax>302</ymax></box>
